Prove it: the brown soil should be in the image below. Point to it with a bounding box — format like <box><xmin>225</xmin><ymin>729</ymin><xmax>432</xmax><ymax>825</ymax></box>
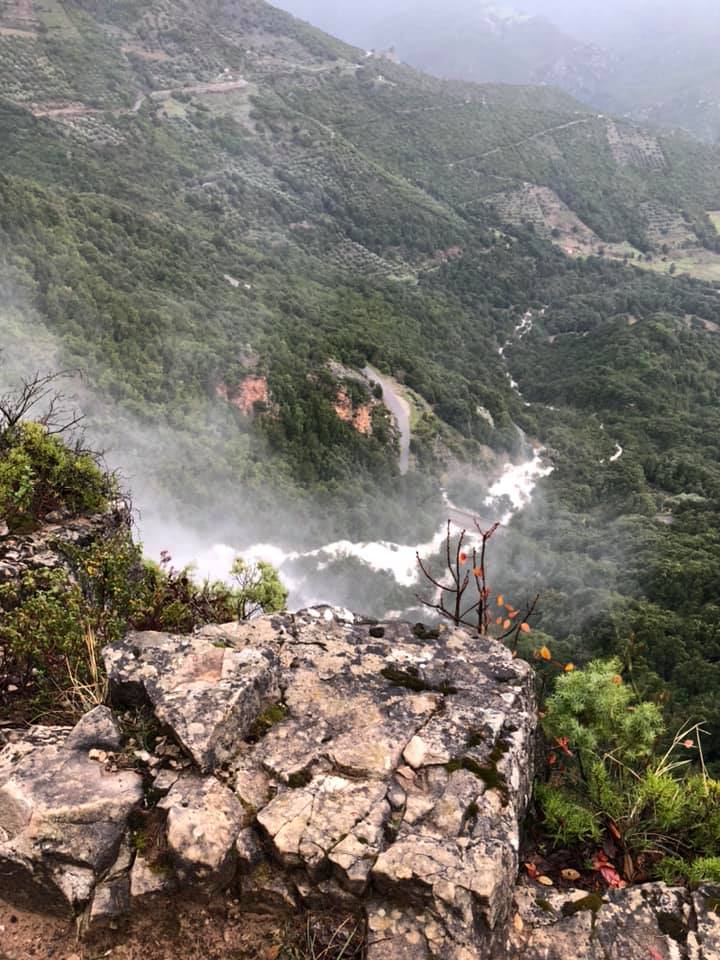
<box><xmin>333</xmin><ymin>391</ymin><xmax>373</xmax><ymax>435</ymax></box>
<box><xmin>238</xmin><ymin>376</ymin><xmax>269</xmax><ymax>415</ymax></box>
<box><xmin>0</xmin><ymin>897</ymin><xmax>363</xmax><ymax>960</ymax></box>
<box><xmin>216</xmin><ymin>377</ymin><xmax>269</xmax><ymax>415</ymax></box>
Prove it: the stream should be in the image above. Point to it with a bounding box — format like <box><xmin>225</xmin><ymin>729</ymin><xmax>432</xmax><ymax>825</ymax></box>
<box><xmin>158</xmin><ymin>447</ymin><xmax>554</xmax><ymax>611</ymax></box>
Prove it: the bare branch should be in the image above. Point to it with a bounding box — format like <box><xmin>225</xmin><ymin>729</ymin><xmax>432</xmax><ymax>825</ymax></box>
<box><xmin>416</xmin><ymin>517</ymin><xmax>541</xmax><ymax>643</ymax></box>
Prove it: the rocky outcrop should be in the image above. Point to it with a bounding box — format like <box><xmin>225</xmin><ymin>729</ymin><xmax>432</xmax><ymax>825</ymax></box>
<box><xmin>2</xmin><ymin>608</ymin><xmax>719</xmax><ymax>958</ymax></box>
<box><xmin>0</xmin><ymin>706</ymin><xmax>143</xmax><ymax>915</ymax></box>
<box><xmin>506</xmin><ymin>882</ymin><xmax>720</xmax><ymax>959</ymax></box>
<box><xmin>104</xmin><ymin>631</ymin><xmax>281</xmax><ymax>772</ymax></box>
<box><xmin>101</xmin><ymin>608</ymin><xmax>536</xmax><ymax>959</ymax></box>
<box><xmin>0</xmin><ymin>504</ymin><xmax>128</xmax><ymax>585</ymax></box>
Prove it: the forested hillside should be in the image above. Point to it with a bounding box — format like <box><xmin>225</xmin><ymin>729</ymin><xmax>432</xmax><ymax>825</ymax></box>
<box><xmin>2</xmin><ymin>0</ymin><xmax>720</xmax><ymax>763</ymax></box>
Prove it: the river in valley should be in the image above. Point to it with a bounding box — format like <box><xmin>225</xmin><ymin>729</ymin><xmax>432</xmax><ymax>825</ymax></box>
<box><xmin>150</xmin><ymin>447</ymin><xmax>554</xmax><ymax>613</ymax></box>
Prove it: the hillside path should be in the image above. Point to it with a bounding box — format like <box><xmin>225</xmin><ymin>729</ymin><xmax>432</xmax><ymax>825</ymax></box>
<box><xmin>448</xmin><ymin>117</ymin><xmax>592</xmax><ymax>167</ymax></box>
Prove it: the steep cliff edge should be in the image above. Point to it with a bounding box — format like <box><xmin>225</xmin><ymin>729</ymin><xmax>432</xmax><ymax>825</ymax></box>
<box><xmin>1</xmin><ymin>592</ymin><xmax>719</xmax><ymax>958</ymax></box>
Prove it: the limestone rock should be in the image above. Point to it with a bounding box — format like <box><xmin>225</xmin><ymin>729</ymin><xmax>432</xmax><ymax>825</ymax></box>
<box><xmin>103</xmin><ymin>631</ymin><xmax>281</xmax><ymax>772</ymax></box>
<box><xmin>88</xmin><ymin>838</ymin><xmax>133</xmax><ymax>923</ymax></box>
<box><xmin>129</xmin><ymin>854</ymin><xmax>176</xmax><ymax>900</ymax></box>
<box><xmin>235</xmin><ymin>828</ymin><xmax>264</xmax><ymax>873</ymax></box>
<box><xmin>0</xmin><ymin>715</ymin><xmax>142</xmax><ymax>914</ymax></box>
<box><xmin>507</xmin><ymin>882</ymin><xmax>720</xmax><ymax>959</ymax></box>
<box><xmin>207</xmin><ymin>609</ymin><xmax>535</xmax><ymax>958</ymax></box>
<box><xmin>64</xmin><ymin>705</ymin><xmax>123</xmax><ymax>753</ymax></box>
<box><xmin>240</xmin><ymin>862</ymin><xmax>298</xmax><ymax>913</ymax></box>
<box><xmin>257</xmin><ymin>773</ymin><xmax>390</xmax><ymax>890</ymax></box>
<box><xmin>89</xmin><ymin>874</ymin><xmax>130</xmax><ymax>923</ymax></box>
<box><xmin>158</xmin><ymin>775</ymin><xmax>244</xmax><ymax>889</ymax></box>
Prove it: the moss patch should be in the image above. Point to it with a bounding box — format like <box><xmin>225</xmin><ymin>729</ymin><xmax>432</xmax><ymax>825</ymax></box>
<box><xmin>561</xmin><ymin>893</ymin><xmax>605</xmax><ymax>918</ymax></box>
<box><xmin>381</xmin><ymin>665</ymin><xmax>456</xmax><ymax>694</ymax></box>
<box><xmin>245</xmin><ymin>701</ymin><xmax>289</xmax><ymax>744</ymax></box>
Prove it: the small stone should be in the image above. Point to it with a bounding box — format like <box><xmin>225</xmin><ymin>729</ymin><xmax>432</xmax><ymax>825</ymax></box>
<box><xmin>402</xmin><ymin>736</ymin><xmax>428</xmax><ymax>769</ymax></box>
<box><xmin>65</xmin><ymin>706</ymin><xmax>123</xmax><ymax>753</ymax></box>
<box><xmin>88</xmin><ymin>749</ymin><xmax>108</xmax><ymax>763</ymax></box>
<box><xmin>152</xmin><ymin>768</ymin><xmax>179</xmax><ymax>794</ymax></box>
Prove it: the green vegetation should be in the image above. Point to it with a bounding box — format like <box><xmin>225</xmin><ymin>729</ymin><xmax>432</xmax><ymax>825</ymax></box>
<box><xmin>0</xmin><ymin>420</ymin><xmax>108</xmax><ymax>532</ymax></box>
<box><xmin>0</xmin><ymin>413</ymin><xmax>287</xmax><ymax>718</ymax></box>
<box><xmin>537</xmin><ymin>659</ymin><xmax>720</xmax><ymax>885</ymax></box>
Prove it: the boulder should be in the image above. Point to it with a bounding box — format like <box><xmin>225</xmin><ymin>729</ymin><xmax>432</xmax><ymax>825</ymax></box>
<box><xmin>0</xmin><ymin>715</ymin><xmax>142</xmax><ymax>914</ymax></box>
<box><xmin>109</xmin><ymin>608</ymin><xmax>536</xmax><ymax>958</ymax></box>
<box><xmin>5</xmin><ymin>610</ymin><xmax>720</xmax><ymax>960</ymax></box>
<box><xmin>103</xmin><ymin>631</ymin><xmax>281</xmax><ymax>772</ymax></box>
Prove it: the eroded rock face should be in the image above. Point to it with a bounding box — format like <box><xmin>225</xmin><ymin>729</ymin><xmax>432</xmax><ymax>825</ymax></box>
<box><xmin>159</xmin><ymin>775</ymin><xmax>245</xmax><ymax>889</ymax></box>
<box><xmin>10</xmin><ymin>608</ymin><xmax>716</xmax><ymax>959</ymax></box>
<box><xmin>0</xmin><ymin>711</ymin><xmax>143</xmax><ymax>914</ymax></box>
<box><xmin>104</xmin><ymin>608</ymin><xmax>537</xmax><ymax>958</ymax></box>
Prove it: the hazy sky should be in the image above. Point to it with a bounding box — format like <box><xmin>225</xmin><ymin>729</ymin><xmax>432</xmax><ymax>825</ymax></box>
<box><xmin>275</xmin><ymin>0</ymin><xmax>717</xmax><ymax>50</ymax></box>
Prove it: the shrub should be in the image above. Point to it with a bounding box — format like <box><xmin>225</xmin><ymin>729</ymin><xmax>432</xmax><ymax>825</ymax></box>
<box><xmin>0</xmin><ymin>420</ymin><xmax>109</xmax><ymax>532</ymax></box>
<box><xmin>537</xmin><ymin>658</ymin><xmax>720</xmax><ymax>883</ymax></box>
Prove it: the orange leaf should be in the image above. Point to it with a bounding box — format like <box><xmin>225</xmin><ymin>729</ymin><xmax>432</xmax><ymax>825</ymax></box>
<box><xmin>548</xmin><ymin>752</ymin><xmax>557</xmax><ymax>765</ymax></box>
<box><xmin>508</xmin><ymin>610</ymin><xmax>519</xmax><ymax>619</ymax></box>
<box><xmin>503</xmin><ymin>619</ymin><xmax>512</xmax><ymax>630</ymax></box>
<box><xmin>564</xmin><ymin>662</ymin><xmax>575</xmax><ymax>673</ymax></box>
<box><xmin>538</xmin><ymin>645</ymin><xmax>551</xmax><ymax>660</ymax></box>
<box><xmin>459</xmin><ymin>552</ymin><xmax>468</xmax><ymax>564</ymax></box>
<box><xmin>612</xmin><ymin>675</ymin><xmax>623</xmax><ymax>686</ymax></box>
<box><xmin>561</xmin><ymin>868</ymin><xmax>581</xmax><ymax>881</ymax></box>
<box><xmin>537</xmin><ymin>875</ymin><xmax>553</xmax><ymax>886</ymax></box>
<box><xmin>497</xmin><ymin>595</ymin><xmax>504</xmax><ymax>606</ymax></box>
<box><xmin>472</xmin><ymin>566</ymin><xmax>484</xmax><ymax>578</ymax></box>
<box><xmin>524</xmin><ymin>862</ymin><xmax>539</xmax><ymax>879</ymax></box>
<box><xmin>496</xmin><ymin>617</ymin><xmax>503</xmax><ymax>625</ymax></box>
<box><xmin>609</xmin><ymin>821</ymin><xmax>622</xmax><ymax>841</ymax></box>
<box><xmin>682</xmin><ymin>739</ymin><xmax>695</xmax><ymax>749</ymax></box>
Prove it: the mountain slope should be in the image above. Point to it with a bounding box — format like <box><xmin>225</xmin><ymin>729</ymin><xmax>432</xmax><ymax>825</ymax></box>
<box><xmin>3</xmin><ymin>0</ymin><xmax>720</xmax><ymax>756</ymax></box>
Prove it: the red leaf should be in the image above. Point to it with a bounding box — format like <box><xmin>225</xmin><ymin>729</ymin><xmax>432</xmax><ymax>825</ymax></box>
<box><xmin>599</xmin><ymin>864</ymin><xmax>626</xmax><ymax>888</ymax></box>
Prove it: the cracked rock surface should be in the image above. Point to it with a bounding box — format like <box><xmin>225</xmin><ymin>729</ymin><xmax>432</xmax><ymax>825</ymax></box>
<box><xmin>506</xmin><ymin>882</ymin><xmax>720</xmax><ymax>959</ymax></box>
<box><xmin>104</xmin><ymin>630</ymin><xmax>281</xmax><ymax>772</ymax></box>
<box><xmin>104</xmin><ymin>607</ymin><xmax>537</xmax><ymax>958</ymax></box>
<box><xmin>0</xmin><ymin>707</ymin><xmax>143</xmax><ymax>914</ymax></box>
<box><xmin>0</xmin><ymin>506</ymin><xmax>127</xmax><ymax>585</ymax></box>
<box><xmin>8</xmin><ymin>607</ymin><xmax>718</xmax><ymax>959</ymax></box>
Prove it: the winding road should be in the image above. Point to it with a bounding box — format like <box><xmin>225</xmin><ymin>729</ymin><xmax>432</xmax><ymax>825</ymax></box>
<box><xmin>363</xmin><ymin>366</ymin><xmax>411</xmax><ymax>475</ymax></box>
